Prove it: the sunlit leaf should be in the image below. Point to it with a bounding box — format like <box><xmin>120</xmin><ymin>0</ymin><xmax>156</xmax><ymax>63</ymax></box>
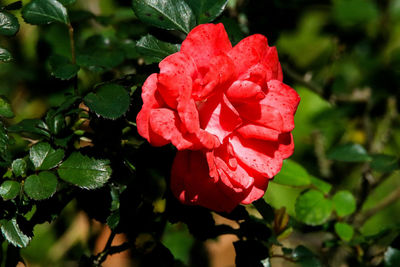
<box><xmin>273</xmin><ymin>160</ymin><xmax>311</xmax><ymax>187</ymax></box>
<box><xmin>295</xmin><ymin>189</ymin><xmax>332</xmax><ymax>225</ymax></box>
<box><xmin>332</xmin><ymin>190</ymin><xmax>356</xmax><ymax>217</ymax></box>
<box><xmin>0</xmin><ymin>47</ymin><xmax>12</xmax><ymax>62</ymax></box>
<box><xmin>29</xmin><ymin>142</ymin><xmax>65</xmax><ymax>170</ymax></box>
<box><xmin>24</xmin><ymin>171</ymin><xmax>58</xmax><ymax>200</ymax></box>
<box><xmin>132</xmin><ymin>0</ymin><xmax>196</xmax><ymax>33</ymax></box>
<box><xmin>185</xmin><ymin>0</ymin><xmax>228</xmax><ymax>24</ymax></box>
<box><xmin>309</xmin><ymin>176</ymin><xmax>332</xmax><ymax>194</ymax></box>
<box><xmin>385</xmin><ymin>247</ymin><xmax>400</xmax><ymax>267</ymax></box>
<box><xmin>12</xmin><ymin>158</ymin><xmax>27</xmax><ymax>177</ymax></box>
<box><xmin>0</xmin><ymin>218</ymin><xmax>31</xmax><ymax>247</ymax></box>
<box><xmin>58</xmin><ymin>152</ymin><xmax>112</xmax><ymax>189</ymax></box>
<box><xmin>334</xmin><ymin>222</ymin><xmax>354</xmax><ymax>242</ymax></box>
<box><xmin>22</xmin><ymin>0</ymin><xmax>69</xmax><ymax>25</ymax></box>
<box><xmin>0</xmin><ymin>181</ymin><xmax>20</xmax><ymax>200</ymax></box>
<box><xmin>0</xmin><ymin>11</ymin><xmax>20</xmax><ymax>36</ymax></box>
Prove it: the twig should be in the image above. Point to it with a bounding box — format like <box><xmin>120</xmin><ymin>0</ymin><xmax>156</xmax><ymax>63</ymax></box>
<box><xmin>354</xmin><ymin>186</ymin><xmax>400</xmax><ymax>227</ymax></box>
<box><xmin>67</xmin><ymin>22</ymin><xmax>79</xmax><ymax>96</ymax></box>
<box><xmin>91</xmin><ymin>231</ymin><xmax>131</xmax><ymax>266</ymax></box>
<box><xmin>269</xmin><ymin>254</ymin><xmax>296</xmax><ymax>263</ymax></box>
<box><xmin>281</xmin><ymin>63</ymin><xmax>323</xmax><ymax>96</ymax></box>
<box><xmin>370</xmin><ymin>97</ymin><xmax>397</xmax><ymax>154</ymax></box>
<box><xmin>312</xmin><ymin>130</ymin><xmax>332</xmax><ymax>178</ymax></box>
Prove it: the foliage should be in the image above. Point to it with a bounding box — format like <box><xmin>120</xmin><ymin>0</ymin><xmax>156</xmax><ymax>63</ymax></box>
<box><xmin>0</xmin><ymin>0</ymin><xmax>400</xmax><ymax>266</ymax></box>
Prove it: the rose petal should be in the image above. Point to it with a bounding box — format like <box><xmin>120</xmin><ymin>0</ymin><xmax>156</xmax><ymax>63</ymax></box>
<box><xmin>192</xmin><ymin>54</ymin><xmax>236</xmax><ymax>100</ymax></box>
<box><xmin>261</xmin><ymin>46</ymin><xmax>282</xmax><ymax>82</ymax></box>
<box><xmin>171</xmin><ymin>150</ymin><xmax>241</xmax><ymax>212</ymax></box>
<box><xmin>181</xmin><ymin>23</ymin><xmax>232</xmax><ymax>72</ymax></box>
<box><xmin>234</xmin><ymin>101</ymin><xmax>284</xmax><ymax>131</ymax></box>
<box><xmin>228</xmin><ymin>34</ymin><xmax>269</xmax><ymax>76</ymax></box>
<box><xmin>263</xmin><ymin>80</ymin><xmax>300</xmax><ymax>132</ymax></box>
<box><xmin>149</xmin><ymin>108</ymin><xmax>195</xmax><ymax>150</ymax></box>
<box><xmin>199</xmin><ymin>94</ymin><xmax>242</xmax><ymax>144</ymax></box>
<box><xmin>226</xmin><ymin>80</ymin><xmax>265</xmax><ymax>103</ymax></box>
<box><xmin>230</xmin><ymin>134</ymin><xmax>283</xmax><ymax>178</ymax></box>
<box><xmin>177</xmin><ymin>97</ymin><xmax>200</xmax><ymax>134</ymax></box>
<box><xmin>159</xmin><ymin>52</ymin><xmax>197</xmax><ymax>77</ymax></box>
<box><xmin>240</xmin><ymin>179</ymin><xmax>269</xmax><ymax>205</ymax></box>
<box><xmin>277</xmin><ymin>132</ymin><xmax>294</xmax><ymax>159</ymax></box>
<box><xmin>136</xmin><ymin>73</ymin><xmax>165</xmax><ymax>143</ymax></box>
<box><xmin>236</xmin><ymin>124</ymin><xmax>280</xmax><ymax>141</ymax></box>
<box><xmin>238</xmin><ymin>63</ymin><xmax>268</xmax><ymax>89</ymax></box>
<box><xmin>158</xmin><ymin>52</ymin><xmax>196</xmax><ymax>108</ymax></box>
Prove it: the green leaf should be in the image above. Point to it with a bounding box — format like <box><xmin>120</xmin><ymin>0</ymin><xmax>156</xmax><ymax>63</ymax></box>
<box><xmin>0</xmin><ymin>11</ymin><xmax>20</xmax><ymax>36</ymax></box>
<box><xmin>54</xmin><ymin>95</ymin><xmax>80</xmax><ymax>114</ymax></box>
<box><xmin>22</xmin><ymin>0</ymin><xmax>69</xmax><ymax>25</ymax></box>
<box><xmin>49</xmin><ymin>54</ymin><xmax>80</xmax><ymax>80</ymax></box>
<box><xmin>333</xmin><ymin>0</ymin><xmax>378</xmax><ymax>27</ymax></box>
<box><xmin>45</xmin><ymin>109</ymin><xmax>65</xmax><ymax>135</ymax></box>
<box><xmin>0</xmin><ymin>218</ymin><xmax>31</xmax><ymax>247</ymax></box>
<box><xmin>185</xmin><ymin>0</ymin><xmax>228</xmax><ymax>24</ymax></box>
<box><xmin>136</xmin><ymin>34</ymin><xmax>180</xmax><ymax>63</ymax></box>
<box><xmin>132</xmin><ymin>0</ymin><xmax>196</xmax><ymax>34</ymax></box>
<box><xmin>0</xmin><ymin>181</ymin><xmax>20</xmax><ymax>200</ymax></box>
<box><xmin>309</xmin><ymin>176</ymin><xmax>332</xmax><ymax>194</ymax></box>
<box><xmin>119</xmin><ymin>39</ymin><xmax>139</xmax><ymax>60</ymax></box>
<box><xmin>385</xmin><ymin>247</ymin><xmax>400</xmax><ymax>267</ymax></box>
<box><xmin>29</xmin><ymin>142</ymin><xmax>65</xmax><ymax>170</ymax></box>
<box><xmin>84</xmin><ymin>84</ymin><xmax>130</xmax><ymax>119</ymax></box>
<box><xmin>370</xmin><ymin>154</ymin><xmax>400</xmax><ymax>173</ymax></box>
<box><xmin>24</xmin><ymin>171</ymin><xmax>58</xmax><ymax>200</ymax></box>
<box><xmin>163</xmin><ymin>222</ymin><xmax>194</xmax><ymax>264</ymax></box>
<box><xmin>57</xmin><ymin>152</ymin><xmax>112</xmax><ymax>189</ymax></box>
<box><xmin>0</xmin><ymin>95</ymin><xmax>14</xmax><ymax>118</ymax></box>
<box><xmin>4</xmin><ymin>1</ymin><xmax>23</xmax><ymax>11</ymax></box>
<box><xmin>327</xmin><ymin>143</ymin><xmax>371</xmax><ymax>162</ymax></box>
<box><xmin>334</xmin><ymin>222</ymin><xmax>354</xmax><ymax>242</ymax></box>
<box><xmin>12</xmin><ymin>158</ymin><xmax>27</xmax><ymax>177</ymax></box>
<box><xmin>0</xmin><ymin>122</ymin><xmax>11</xmax><ymax>161</ymax></box>
<box><xmin>295</xmin><ymin>189</ymin><xmax>333</xmax><ymax>226</ymax></box>
<box><xmin>76</xmin><ymin>35</ymin><xmax>125</xmax><ymax>72</ymax></box>
<box><xmin>8</xmin><ymin>119</ymin><xmax>50</xmax><ymax>138</ymax></box>
<box><xmin>273</xmin><ymin>160</ymin><xmax>311</xmax><ymax>187</ymax></box>
<box><xmin>0</xmin><ymin>47</ymin><xmax>12</xmax><ymax>62</ymax></box>
<box><xmin>58</xmin><ymin>0</ymin><xmax>76</xmax><ymax>6</ymax></box>
<box><xmin>332</xmin><ymin>190</ymin><xmax>356</xmax><ymax>217</ymax></box>
<box><xmin>292</xmin><ymin>245</ymin><xmax>322</xmax><ymax>267</ymax></box>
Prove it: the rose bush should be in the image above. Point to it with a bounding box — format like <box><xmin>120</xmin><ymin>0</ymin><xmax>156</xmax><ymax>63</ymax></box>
<box><xmin>137</xmin><ymin>23</ymin><xmax>300</xmax><ymax>212</ymax></box>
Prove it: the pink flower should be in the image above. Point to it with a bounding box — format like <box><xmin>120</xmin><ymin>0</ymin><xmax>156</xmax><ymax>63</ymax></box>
<box><xmin>136</xmin><ymin>23</ymin><xmax>300</xmax><ymax>212</ymax></box>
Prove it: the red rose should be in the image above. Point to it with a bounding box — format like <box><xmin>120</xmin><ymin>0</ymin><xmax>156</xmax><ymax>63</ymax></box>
<box><xmin>136</xmin><ymin>23</ymin><xmax>300</xmax><ymax>212</ymax></box>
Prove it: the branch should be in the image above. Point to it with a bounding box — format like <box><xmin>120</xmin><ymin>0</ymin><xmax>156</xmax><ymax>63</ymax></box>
<box><xmin>67</xmin><ymin>22</ymin><xmax>78</xmax><ymax>96</ymax></box>
<box><xmin>354</xmin><ymin>186</ymin><xmax>400</xmax><ymax>227</ymax></box>
<box><xmin>281</xmin><ymin>63</ymin><xmax>323</xmax><ymax>96</ymax></box>
<box><xmin>370</xmin><ymin>97</ymin><xmax>397</xmax><ymax>154</ymax></box>
<box><xmin>91</xmin><ymin>231</ymin><xmax>131</xmax><ymax>266</ymax></box>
